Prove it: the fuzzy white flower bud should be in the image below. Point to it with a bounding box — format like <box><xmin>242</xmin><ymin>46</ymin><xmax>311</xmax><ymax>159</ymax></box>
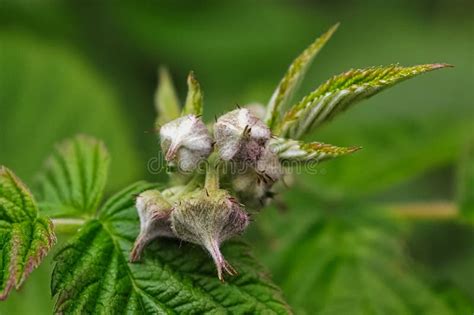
<box><xmin>214</xmin><ymin>108</ymin><xmax>271</xmax><ymax>165</ymax></box>
<box><xmin>245</xmin><ymin>102</ymin><xmax>266</xmax><ymax>120</ymax></box>
<box><xmin>160</xmin><ymin>114</ymin><xmax>212</xmax><ymax>172</ymax></box>
<box><xmin>130</xmin><ymin>190</ymin><xmax>174</xmax><ymax>262</ymax></box>
<box><xmin>170</xmin><ymin>189</ymin><xmax>249</xmax><ymax>280</ymax></box>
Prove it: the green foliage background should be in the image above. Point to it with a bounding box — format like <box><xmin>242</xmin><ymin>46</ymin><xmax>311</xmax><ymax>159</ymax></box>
<box><xmin>0</xmin><ymin>0</ymin><xmax>473</xmax><ymax>314</ymax></box>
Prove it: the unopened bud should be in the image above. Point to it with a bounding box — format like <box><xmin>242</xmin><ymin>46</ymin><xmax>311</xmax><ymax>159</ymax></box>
<box><xmin>170</xmin><ymin>189</ymin><xmax>249</xmax><ymax>280</ymax></box>
<box><xmin>245</xmin><ymin>103</ymin><xmax>266</xmax><ymax>120</ymax></box>
<box><xmin>256</xmin><ymin>146</ymin><xmax>283</xmax><ymax>182</ymax></box>
<box><xmin>232</xmin><ymin>147</ymin><xmax>282</xmax><ymax>209</ymax></box>
<box><xmin>160</xmin><ymin>114</ymin><xmax>212</xmax><ymax>172</ymax></box>
<box><xmin>130</xmin><ymin>189</ymin><xmax>174</xmax><ymax>262</ymax></box>
<box><xmin>214</xmin><ymin>108</ymin><xmax>270</xmax><ymax>165</ymax></box>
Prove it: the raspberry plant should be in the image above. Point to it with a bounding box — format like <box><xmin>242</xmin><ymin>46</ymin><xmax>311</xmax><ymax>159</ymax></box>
<box><xmin>1</xmin><ymin>24</ymin><xmax>468</xmax><ymax>314</ymax></box>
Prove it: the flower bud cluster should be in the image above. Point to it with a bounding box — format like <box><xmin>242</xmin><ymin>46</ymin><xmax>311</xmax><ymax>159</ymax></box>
<box><xmin>132</xmin><ymin>107</ymin><xmax>282</xmax><ymax>280</ymax></box>
<box><xmin>131</xmin><ymin>187</ymin><xmax>249</xmax><ymax>280</ymax></box>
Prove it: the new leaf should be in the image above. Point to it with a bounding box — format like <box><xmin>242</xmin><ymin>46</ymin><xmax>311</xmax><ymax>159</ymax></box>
<box><xmin>278</xmin><ymin>64</ymin><xmax>451</xmax><ymax>139</ymax></box>
<box><xmin>155</xmin><ymin>67</ymin><xmax>181</xmax><ymax>127</ymax></box>
<box><xmin>0</xmin><ymin>166</ymin><xmax>56</xmax><ymax>300</ymax></box>
<box><xmin>182</xmin><ymin>71</ymin><xmax>203</xmax><ymax>116</ymax></box>
<box><xmin>265</xmin><ymin>23</ymin><xmax>339</xmax><ymax>130</ymax></box>
<box><xmin>271</xmin><ymin>137</ymin><xmax>360</xmax><ymax>163</ymax></box>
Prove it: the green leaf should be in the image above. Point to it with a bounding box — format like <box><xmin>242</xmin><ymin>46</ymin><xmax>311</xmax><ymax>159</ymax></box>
<box><xmin>270</xmin><ymin>137</ymin><xmax>360</xmax><ymax>163</ymax></box>
<box><xmin>0</xmin><ymin>32</ymin><xmax>141</xmax><ymax>190</ymax></box>
<box><xmin>51</xmin><ymin>182</ymin><xmax>291</xmax><ymax>314</ymax></box>
<box><xmin>182</xmin><ymin>71</ymin><xmax>203</xmax><ymax>116</ymax></box>
<box><xmin>458</xmin><ymin>140</ymin><xmax>474</xmax><ymax>223</ymax></box>
<box><xmin>155</xmin><ymin>67</ymin><xmax>181</xmax><ymax>127</ymax></box>
<box><xmin>270</xmin><ymin>200</ymin><xmax>467</xmax><ymax>314</ymax></box>
<box><xmin>265</xmin><ymin>24</ymin><xmax>339</xmax><ymax>130</ymax></box>
<box><xmin>36</xmin><ymin>135</ymin><xmax>109</xmax><ymax>219</ymax></box>
<box><xmin>278</xmin><ymin>64</ymin><xmax>451</xmax><ymax>139</ymax></box>
<box><xmin>0</xmin><ymin>166</ymin><xmax>56</xmax><ymax>300</ymax></box>
<box><xmin>0</xmin><ymin>254</ymin><xmax>54</xmax><ymax>315</ymax></box>
<box><xmin>406</xmin><ymin>220</ymin><xmax>474</xmax><ymax>304</ymax></box>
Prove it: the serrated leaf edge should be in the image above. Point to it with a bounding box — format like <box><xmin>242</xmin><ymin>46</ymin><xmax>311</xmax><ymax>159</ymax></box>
<box><xmin>265</xmin><ymin>23</ymin><xmax>339</xmax><ymax>130</ymax></box>
<box><xmin>0</xmin><ymin>166</ymin><xmax>57</xmax><ymax>300</ymax></box>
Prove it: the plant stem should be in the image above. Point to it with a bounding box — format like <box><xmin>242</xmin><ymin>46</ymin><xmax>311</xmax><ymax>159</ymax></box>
<box><xmin>52</xmin><ymin>218</ymin><xmax>86</xmax><ymax>234</ymax></box>
<box><xmin>205</xmin><ymin>153</ymin><xmax>220</xmax><ymax>191</ymax></box>
<box><xmin>386</xmin><ymin>201</ymin><xmax>458</xmax><ymax>220</ymax></box>
<box><xmin>183</xmin><ymin>175</ymin><xmax>201</xmax><ymax>193</ymax></box>
<box><xmin>50</xmin><ymin>201</ymin><xmax>458</xmax><ymax>236</ymax></box>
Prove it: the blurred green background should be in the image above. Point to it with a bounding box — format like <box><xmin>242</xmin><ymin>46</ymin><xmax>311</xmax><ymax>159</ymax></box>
<box><xmin>0</xmin><ymin>0</ymin><xmax>473</xmax><ymax>314</ymax></box>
